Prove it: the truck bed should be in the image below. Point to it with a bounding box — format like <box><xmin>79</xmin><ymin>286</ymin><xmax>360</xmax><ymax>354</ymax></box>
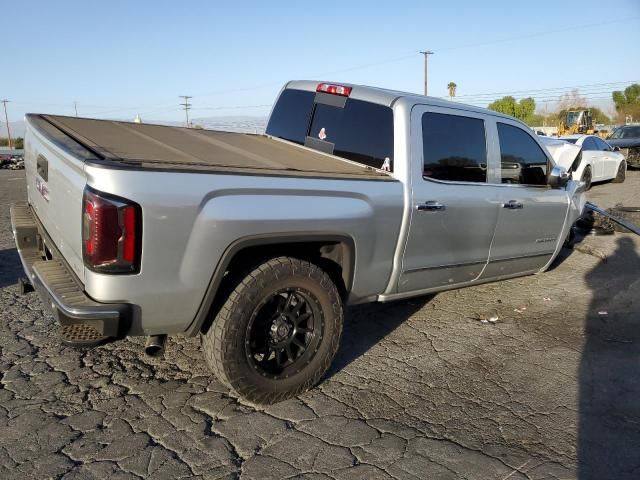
<box><xmin>29</xmin><ymin>114</ymin><xmax>392</xmax><ymax>180</ymax></box>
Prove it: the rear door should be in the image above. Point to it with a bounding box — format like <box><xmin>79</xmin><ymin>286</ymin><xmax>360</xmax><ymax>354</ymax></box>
<box><xmin>481</xmin><ymin>120</ymin><xmax>569</xmax><ymax>279</ymax></box>
<box><xmin>581</xmin><ymin>136</ymin><xmax>605</xmax><ymax>179</ymax></box>
<box><xmin>398</xmin><ymin>106</ymin><xmax>501</xmax><ymax>293</ymax></box>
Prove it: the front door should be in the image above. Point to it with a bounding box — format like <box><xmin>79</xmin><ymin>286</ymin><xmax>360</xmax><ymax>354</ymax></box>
<box><xmin>398</xmin><ymin>106</ymin><xmax>501</xmax><ymax>293</ymax></box>
<box><xmin>482</xmin><ymin>120</ymin><xmax>569</xmax><ymax>279</ymax></box>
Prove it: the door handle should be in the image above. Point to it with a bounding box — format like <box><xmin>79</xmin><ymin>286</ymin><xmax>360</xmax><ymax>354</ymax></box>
<box><xmin>416</xmin><ymin>201</ymin><xmax>446</xmax><ymax>211</ymax></box>
<box><xmin>502</xmin><ymin>200</ymin><xmax>523</xmax><ymax>209</ymax></box>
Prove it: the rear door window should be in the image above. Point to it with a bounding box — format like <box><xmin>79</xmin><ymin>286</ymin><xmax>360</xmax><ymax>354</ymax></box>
<box><xmin>593</xmin><ymin>137</ymin><xmax>610</xmax><ymax>151</ymax></box>
<box><xmin>497</xmin><ymin>123</ymin><xmax>549</xmax><ymax>186</ymax></box>
<box><xmin>421</xmin><ymin>112</ymin><xmax>487</xmax><ymax>182</ymax></box>
<box><xmin>581</xmin><ymin>137</ymin><xmax>597</xmax><ymax>151</ymax></box>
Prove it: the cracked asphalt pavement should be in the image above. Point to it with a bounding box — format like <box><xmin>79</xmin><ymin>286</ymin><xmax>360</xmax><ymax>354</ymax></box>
<box><xmin>1</xmin><ymin>169</ymin><xmax>640</xmax><ymax>479</ymax></box>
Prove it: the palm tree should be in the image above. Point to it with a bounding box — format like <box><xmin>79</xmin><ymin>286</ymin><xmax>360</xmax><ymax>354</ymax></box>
<box><xmin>447</xmin><ymin>82</ymin><xmax>457</xmax><ymax>99</ymax></box>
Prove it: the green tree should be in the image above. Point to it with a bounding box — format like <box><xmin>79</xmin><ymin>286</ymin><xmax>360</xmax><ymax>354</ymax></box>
<box><xmin>447</xmin><ymin>82</ymin><xmax>457</xmax><ymax>99</ymax></box>
<box><xmin>612</xmin><ymin>83</ymin><xmax>640</xmax><ymax>121</ymax></box>
<box><xmin>0</xmin><ymin>137</ymin><xmax>23</xmax><ymax>149</ymax></box>
<box><xmin>487</xmin><ymin>96</ymin><xmax>539</xmax><ymax>125</ymax></box>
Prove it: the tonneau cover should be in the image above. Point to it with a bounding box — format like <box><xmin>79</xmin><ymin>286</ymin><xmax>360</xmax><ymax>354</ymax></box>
<box><xmin>36</xmin><ymin>114</ymin><xmax>392</xmax><ymax>180</ymax></box>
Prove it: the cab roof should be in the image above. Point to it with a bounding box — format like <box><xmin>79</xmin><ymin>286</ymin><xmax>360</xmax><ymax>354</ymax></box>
<box><xmin>286</xmin><ymin>80</ymin><xmax>519</xmax><ymax>122</ymax></box>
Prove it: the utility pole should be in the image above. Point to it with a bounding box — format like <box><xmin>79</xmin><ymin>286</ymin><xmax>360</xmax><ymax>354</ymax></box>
<box><xmin>179</xmin><ymin>95</ymin><xmax>192</xmax><ymax>128</ymax></box>
<box><xmin>74</xmin><ymin>101</ymin><xmax>79</xmax><ymax>117</ymax></box>
<box><xmin>419</xmin><ymin>50</ymin><xmax>434</xmax><ymax>96</ymax></box>
<box><xmin>1</xmin><ymin>99</ymin><xmax>12</xmax><ymax>150</ymax></box>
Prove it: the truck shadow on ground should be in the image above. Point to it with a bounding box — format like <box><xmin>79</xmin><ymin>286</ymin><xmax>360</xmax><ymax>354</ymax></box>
<box><xmin>0</xmin><ymin>248</ymin><xmax>22</xmax><ymax>289</ymax></box>
<box><xmin>579</xmin><ymin>236</ymin><xmax>640</xmax><ymax>479</ymax></box>
<box><xmin>326</xmin><ymin>242</ymin><xmax>580</xmax><ymax>383</ymax></box>
<box><xmin>326</xmin><ymin>296</ymin><xmax>433</xmax><ymax>379</ymax></box>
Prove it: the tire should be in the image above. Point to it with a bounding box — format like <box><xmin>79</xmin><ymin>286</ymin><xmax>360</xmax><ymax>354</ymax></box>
<box><xmin>581</xmin><ymin>166</ymin><xmax>592</xmax><ymax>191</ymax></box>
<box><xmin>611</xmin><ymin>160</ymin><xmax>626</xmax><ymax>183</ymax></box>
<box><xmin>201</xmin><ymin>256</ymin><xmax>343</xmax><ymax>404</ymax></box>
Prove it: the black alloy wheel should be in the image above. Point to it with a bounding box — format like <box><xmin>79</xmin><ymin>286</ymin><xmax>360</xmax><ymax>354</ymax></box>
<box><xmin>245</xmin><ymin>288</ymin><xmax>323</xmax><ymax>379</ymax></box>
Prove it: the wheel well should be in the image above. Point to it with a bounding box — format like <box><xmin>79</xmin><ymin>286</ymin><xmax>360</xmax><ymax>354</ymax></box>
<box><xmin>224</xmin><ymin>241</ymin><xmax>351</xmax><ymax>296</ymax></box>
<box><xmin>198</xmin><ymin>239</ymin><xmax>354</xmax><ymax>335</ymax></box>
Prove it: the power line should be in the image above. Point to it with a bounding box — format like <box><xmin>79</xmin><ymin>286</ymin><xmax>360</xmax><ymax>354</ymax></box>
<box><xmin>190</xmin><ymin>16</ymin><xmax>640</xmax><ymax>99</ymax></box>
<box><xmin>435</xmin><ymin>16</ymin><xmax>639</xmax><ymax>54</ymax></box>
<box><xmin>460</xmin><ymin>95</ymin><xmax>616</xmax><ymax>107</ymax></box>
<box><xmin>5</xmin><ymin>17</ymin><xmax>639</xmax><ymax>120</ymax></box>
<box><xmin>179</xmin><ymin>95</ymin><xmax>192</xmax><ymax>128</ymax></box>
<box><xmin>452</xmin><ymin>81</ymin><xmax>638</xmax><ymax>100</ymax></box>
<box><xmin>191</xmin><ymin>104</ymin><xmax>272</xmax><ymax>111</ymax></box>
<box><xmin>1</xmin><ymin>99</ymin><xmax>12</xmax><ymax>149</ymax></box>
<box><xmin>459</xmin><ymin>92</ymin><xmax>621</xmax><ymax>105</ymax></box>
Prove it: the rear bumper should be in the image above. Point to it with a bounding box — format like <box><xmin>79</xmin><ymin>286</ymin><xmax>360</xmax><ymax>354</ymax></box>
<box><xmin>10</xmin><ymin>203</ymin><xmax>131</xmax><ymax>343</ymax></box>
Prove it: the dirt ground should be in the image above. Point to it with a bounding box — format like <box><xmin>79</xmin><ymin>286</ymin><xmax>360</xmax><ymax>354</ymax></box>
<box><xmin>1</xmin><ymin>169</ymin><xmax>639</xmax><ymax>479</ymax></box>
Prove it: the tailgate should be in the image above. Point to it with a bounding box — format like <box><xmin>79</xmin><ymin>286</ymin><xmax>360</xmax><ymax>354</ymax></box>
<box><xmin>24</xmin><ymin>115</ymin><xmax>93</xmax><ymax>283</ymax></box>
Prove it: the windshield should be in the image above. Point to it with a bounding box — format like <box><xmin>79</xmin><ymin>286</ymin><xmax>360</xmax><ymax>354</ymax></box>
<box><xmin>565</xmin><ymin>111</ymin><xmax>582</xmax><ymax>126</ymax></box>
<box><xmin>609</xmin><ymin>126</ymin><xmax>640</xmax><ymax>139</ymax></box>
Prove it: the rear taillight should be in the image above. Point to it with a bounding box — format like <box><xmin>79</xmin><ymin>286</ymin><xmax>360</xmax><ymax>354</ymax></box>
<box><xmin>82</xmin><ymin>187</ymin><xmax>141</xmax><ymax>273</ymax></box>
<box><xmin>316</xmin><ymin>83</ymin><xmax>352</xmax><ymax>97</ymax></box>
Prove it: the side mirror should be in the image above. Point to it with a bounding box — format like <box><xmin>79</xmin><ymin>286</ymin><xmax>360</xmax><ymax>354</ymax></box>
<box><xmin>548</xmin><ymin>164</ymin><xmax>570</xmax><ymax>188</ymax></box>
<box><xmin>613</xmin><ymin>146</ymin><xmax>620</xmax><ymax>152</ymax></box>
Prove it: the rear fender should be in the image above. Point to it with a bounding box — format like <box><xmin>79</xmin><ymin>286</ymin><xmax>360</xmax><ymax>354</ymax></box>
<box><xmin>183</xmin><ymin>233</ymin><xmax>356</xmax><ymax>336</ymax></box>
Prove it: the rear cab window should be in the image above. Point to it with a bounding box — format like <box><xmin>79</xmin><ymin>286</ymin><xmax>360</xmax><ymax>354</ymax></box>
<box><xmin>266</xmin><ymin>88</ymin><xmax>394</xmax><ymax>171</ymax></box>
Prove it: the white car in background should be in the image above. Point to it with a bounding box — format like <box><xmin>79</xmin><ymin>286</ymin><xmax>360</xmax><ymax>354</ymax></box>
<box><xmin>558</xmin><ymin>135</ymin><xmax>626</xmax><ymax>189</ymax></box>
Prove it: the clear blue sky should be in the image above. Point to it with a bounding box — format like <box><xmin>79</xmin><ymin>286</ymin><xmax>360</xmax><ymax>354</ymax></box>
<box><xmin>4</xmin><ymin>0</ymin><xmax>640</xmax><ymax>123</ymax></box>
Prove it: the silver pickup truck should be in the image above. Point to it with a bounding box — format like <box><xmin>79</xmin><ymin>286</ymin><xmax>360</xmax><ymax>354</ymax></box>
<box><xmin>11</xmin><ymin>81</ymin><xmax>584</xmax><ymax>404</ymax></box>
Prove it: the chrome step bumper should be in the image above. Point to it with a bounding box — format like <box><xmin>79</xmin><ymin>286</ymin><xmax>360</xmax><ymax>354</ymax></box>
<box><xmin>10</xmin><ymin>202</ymin><xmax>130</xmax><ymax>345</ymax></box>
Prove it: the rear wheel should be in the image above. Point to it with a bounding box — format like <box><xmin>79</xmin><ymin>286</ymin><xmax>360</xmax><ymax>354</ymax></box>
<box><xmin>581</xmin><ymin>166</ymin><xmax>592</xmax><ymax>191</ymax></box>
<box><xmin>201</xmin><ymin>256</ymin><xmax>343</xmax><ymax>404</ymax></box>
<box><xmin>611</xmin><ymin>160</ymin><xmax>626</xmax><ymax>183</ymax></box>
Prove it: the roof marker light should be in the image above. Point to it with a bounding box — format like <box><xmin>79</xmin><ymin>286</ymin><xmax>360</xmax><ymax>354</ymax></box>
<box><xmin>316</xmin><ymin>83</ymin><xmax>352</xmax><ymax>97</ymax></box>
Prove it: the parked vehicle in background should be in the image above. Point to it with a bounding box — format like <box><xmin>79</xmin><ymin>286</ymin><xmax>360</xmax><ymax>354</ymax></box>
<box><xmin>559</xmin><ymin>134</ymin><xmax>626</xmax><ymax>189</ymax></box>
<box><xmin>11</xmin><ymin>81</ymin><xmax>585</xmax><ymax>404</ymax></box>
<box><xmin>1</xmin><ymin>155</ymin><xmax>24</xmax><ymax>169</ymax></box>
<box><xmin>607</xmin><ymin>125</ymin><xmax>640</xmax><ymax>169</ymax></box>
<box><xmin>558</xmin><ymin>109</ymin><xmax>596</xmax><ymax>136</ymax></box>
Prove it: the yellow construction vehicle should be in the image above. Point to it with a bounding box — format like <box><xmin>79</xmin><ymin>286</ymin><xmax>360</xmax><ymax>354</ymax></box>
<box><xmin>557</xmin><ymin>109</ymin><xmax>596</xmax><ymax>136</ymax></box>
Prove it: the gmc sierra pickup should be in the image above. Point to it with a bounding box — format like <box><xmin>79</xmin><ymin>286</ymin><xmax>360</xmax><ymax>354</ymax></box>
<box><xmin>11</xmin><ymin>81</ymin><xmax>584</xmax><ymax>404</ymax></box>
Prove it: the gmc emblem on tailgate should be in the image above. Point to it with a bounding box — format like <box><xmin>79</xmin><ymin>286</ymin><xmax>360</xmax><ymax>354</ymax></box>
<box><xmin>35</xmin><ymin>177</ymin><xmax>50</xmax><ymax>202</ymax></box>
